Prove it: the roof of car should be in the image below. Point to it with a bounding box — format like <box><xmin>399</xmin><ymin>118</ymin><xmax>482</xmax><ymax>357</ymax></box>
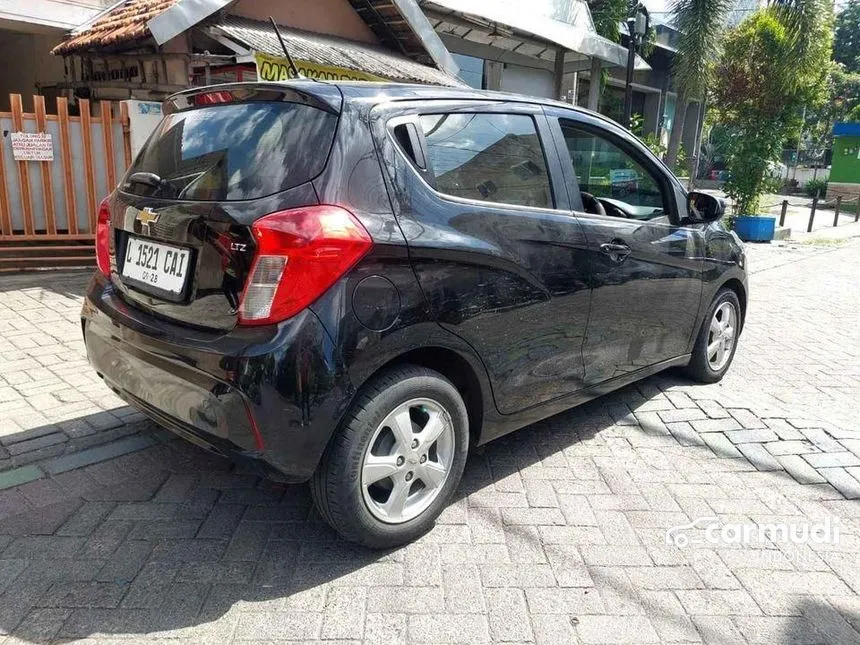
<box><xmin>169</xmin><ymin>79</ymin><xmax>622</xmax><ymax>131</ymax></box>
<box><xmin>331</xmin><ymin>80</ymin><xmax>599</xmax><ymax>113</ymax></box>
<box><xmin>333</xmin><ymin>81</ymin><xmax>631</xmax><ymax>136</ymax></box>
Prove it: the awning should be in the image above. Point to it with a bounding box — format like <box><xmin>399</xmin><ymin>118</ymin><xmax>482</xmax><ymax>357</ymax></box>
<box><xmin>211</xmin><ymin>16</ymin><xmax>464</xmax><ymax>86</ymax></box>
<box><xmin>420</xmin><ymin>0</ymin><xmax>649</xmax><ymax>70</ymax></box>
<box><xmin>833</xmin><ymin>122</ymin><xmax>860</xmax><ymax>137</ymax></box>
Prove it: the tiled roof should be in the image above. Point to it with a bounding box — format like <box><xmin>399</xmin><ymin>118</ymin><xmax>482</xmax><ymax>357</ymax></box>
<box><xmin>50</xmin><ymin>0</ymin><xmax>461</xmax><ymax>86</ymax></box>
<box><xmin>215</xmin><ymin>16</ymin><xmax>462</xmax><ymax>86</ymax></box>
<box><xmin>52</xmin><ymin>0</ymin><xmax>178</xmax><ymax>55</ymax></box>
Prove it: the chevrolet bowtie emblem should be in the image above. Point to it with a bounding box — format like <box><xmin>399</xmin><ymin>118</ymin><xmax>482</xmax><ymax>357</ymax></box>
<box><xmin>136</xmin><ymin>207</ymin><xmax>160</xmax><ymax>232</ymax></box>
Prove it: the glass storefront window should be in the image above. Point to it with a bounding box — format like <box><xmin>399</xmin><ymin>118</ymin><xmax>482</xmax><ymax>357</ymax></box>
<box><xmin>662</xmin><ymin>94</ymin><xmax>676</xmax><ymax>138</ymax></box>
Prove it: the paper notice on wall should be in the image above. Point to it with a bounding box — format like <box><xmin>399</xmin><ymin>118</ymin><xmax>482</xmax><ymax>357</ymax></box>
<box><xmin>10</xmin><ymin>132</ymin><xmax>54</xmax><ymax>161</ymax></box>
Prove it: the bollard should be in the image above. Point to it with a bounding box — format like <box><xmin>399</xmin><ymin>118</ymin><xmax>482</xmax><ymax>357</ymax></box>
<box><xmin>807</xmin><ymin>192</ymin><xmax>819</xmax><ymax>233</ymax></box>
<box><xmin>856</xmin><ymin>194</ymin><xmax>860</xmax><ymax>223</ymax></box>
<box><xmin>779</xmin><ymin>200</ymin><xmax>788</xmax><ymax>227</ymax></box>
<box><xmin>833</xmin><ymin>196</ymin><xmax>842</xmax><ymax>227</ymax></box>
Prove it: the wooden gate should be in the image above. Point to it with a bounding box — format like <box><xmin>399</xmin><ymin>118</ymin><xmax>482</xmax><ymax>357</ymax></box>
<box><xmin>0</xmin><ymin>94</ymin><xmax>132</xmax><ymax>269</ymax></box>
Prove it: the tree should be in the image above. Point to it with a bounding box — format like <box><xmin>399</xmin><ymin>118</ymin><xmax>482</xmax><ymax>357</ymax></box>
<box><xmin>588</xmin><ymin>0</ymin><xmax>628</xmax><ymax>43</ymax></box>
<box><xmin>804</xmin><ymin>63</ymin><xmax>860</xmax><ymax>150</ymax></box>
<box><xmin>834</xmin><ymin>0</ymin><xmax>860</xmax><ymax>74</ymax></box>
<box><xmin>712</xmin><ymin>2</ymin><xmax>832</xmax><ymax>215</ymax></box>
<box><xmin>586</xmin><ymin>1</ymin><xmax>657</xmax><ymax>114</ymax></box>
<box><xmin>586</xmin><ymin>0</ymin><xmax>629</xmax><ymax>109</ymax></box>
<box><xmin>664</xmin><ymin>0</ymin><xmax>732</xmax><ymax>170</ymax></box>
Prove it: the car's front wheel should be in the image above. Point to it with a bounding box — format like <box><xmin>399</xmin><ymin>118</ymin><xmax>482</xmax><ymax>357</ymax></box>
<box><xmin>684</xmin><ymin>288</ymin><xmax>742</xmax><ymax>383</ymax></box>
<box><xmin>311</xmin><ymin>365</ymin><xmax>469</xmax><ymax>548</ymax></box>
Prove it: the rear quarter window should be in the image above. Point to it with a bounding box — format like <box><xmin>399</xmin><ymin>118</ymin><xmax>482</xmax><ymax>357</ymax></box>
<box><xmin>418</xmin><ymin>113</ymin><xmax>553</xmax><ymax>209</ymax></box>
<box><xmin>124</xmin><ymin>102</ymin><xmax>337</xmax><ymax>201</ymax></box>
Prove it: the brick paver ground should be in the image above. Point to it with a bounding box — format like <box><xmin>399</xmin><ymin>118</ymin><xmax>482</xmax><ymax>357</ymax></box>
<box><xmin>0</xmin><ymin>241</ymin><xmax>858</xmax><ymax>644</ymax></box>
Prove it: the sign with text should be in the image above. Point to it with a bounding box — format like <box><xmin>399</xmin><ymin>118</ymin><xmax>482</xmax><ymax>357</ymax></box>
<box><xmin>254</xmin><ymin>51</ymin><xmax>385</xmax><ymax>83</ymax></box>
<box><xmin>10</xmin><ymin>132</ymin><xmax>54</xmax><ymax>161</ymax></box>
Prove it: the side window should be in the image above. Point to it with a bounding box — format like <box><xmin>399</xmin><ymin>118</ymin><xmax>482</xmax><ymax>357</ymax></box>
<box><xmin>418</xmin><ymin>113</ymin><xmax>553</xmax><ymax>209</ymax></box>
<box><xmin>559</xmin><ymin>120</ymin><xmax>669</xmax><ymax>221</ymax></box>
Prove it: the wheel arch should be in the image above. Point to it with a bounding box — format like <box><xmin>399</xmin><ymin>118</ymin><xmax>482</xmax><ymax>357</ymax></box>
<box><xmin>307</xmin><ymin>342</ymin><xmax>491</xmax><ymax>491</ymax></box>
<box><xmin>720</xmin><ymin>278</ymin><xmax>747</xmax><ymax>327</ymax></box>
<box><xmin>380</xmin><ymin>346</ymin><xmax>486</xmax><ymax>447</ymax></box>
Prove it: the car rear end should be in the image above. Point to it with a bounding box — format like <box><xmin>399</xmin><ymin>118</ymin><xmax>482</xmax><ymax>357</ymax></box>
<box><xmin>82</xmin><ymin>82</ymin><xmax>377</xmax><ymax>481</ymax></box>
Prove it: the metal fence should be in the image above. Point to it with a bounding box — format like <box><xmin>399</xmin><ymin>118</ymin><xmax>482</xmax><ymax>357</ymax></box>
<box><xmin>0</xmin><ymin>94</ymin><xmax>132</xmax><ymax>269</ymax></box>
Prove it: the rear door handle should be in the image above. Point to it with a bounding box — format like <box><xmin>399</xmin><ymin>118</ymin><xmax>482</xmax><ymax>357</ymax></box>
<box><xmin>600</xmin><ymin>242</ymin><xmax>631</xmax><ymax>262</ymax></box>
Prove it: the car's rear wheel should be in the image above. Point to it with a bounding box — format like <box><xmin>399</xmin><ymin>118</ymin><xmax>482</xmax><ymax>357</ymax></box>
<box><xmin>684</xmin><ymin>288</ymin><xmax>742</xmax><ymax>383</ymax></box>
<box><xmin>311</xmin><ymin>365</ymin><xmax>468</xmax><ymax>548</ymax></box>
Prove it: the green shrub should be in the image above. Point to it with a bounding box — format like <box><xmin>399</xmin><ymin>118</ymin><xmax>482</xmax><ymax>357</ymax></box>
<box><xmin>804</xmin><ymin>178</ymin><xmax>828</xmax><ymax>198</ymax></box>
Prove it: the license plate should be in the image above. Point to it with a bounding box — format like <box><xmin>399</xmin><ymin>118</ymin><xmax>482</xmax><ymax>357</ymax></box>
<box><xmin>122</xmin><ymin>236</ymin><xmax>190</xmax><ymax>295</ymax></box>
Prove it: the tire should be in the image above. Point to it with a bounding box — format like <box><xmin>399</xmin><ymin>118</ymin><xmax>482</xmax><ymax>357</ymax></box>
<box><xmin>684</xmin><ymin>288</ymin><xmax>742</xmax><ymax>383</ymax></box>
<box><xmin>311</xmin><ymin>364</ymin><xmax>469</xmax><ymax>548</ymax></box>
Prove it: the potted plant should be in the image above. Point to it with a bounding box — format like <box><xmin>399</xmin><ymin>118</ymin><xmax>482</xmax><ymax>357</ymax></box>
<box><xmin>724</xmin><ymin>133</ymin><xmax>782</xmax><ymax>241</ymax></box>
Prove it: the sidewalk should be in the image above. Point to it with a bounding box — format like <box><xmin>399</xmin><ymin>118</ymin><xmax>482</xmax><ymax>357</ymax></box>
<box><xmin>0</xmin><ymin>271</ymin><xmax>160</xmax><ymax>492</ymax></box>
<box><xmin>761</xmin><ymin>195</ymin><xmax>860</xmax><ymax>243</ymax></box>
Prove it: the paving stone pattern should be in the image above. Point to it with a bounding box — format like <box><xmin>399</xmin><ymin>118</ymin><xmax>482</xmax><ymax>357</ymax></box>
<box><xmin>0</xmin><ymin>243</ymin><xmax>856</xmax><ymax>643</ymax></box>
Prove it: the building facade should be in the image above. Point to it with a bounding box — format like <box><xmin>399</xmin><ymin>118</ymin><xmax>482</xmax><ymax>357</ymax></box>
<box><xmin>829</xmin><ymin>122</ymin><xmax>860</xmax><ymax>199</ymax></box>
<box><xmin>420</xmin><ymin>0</ymin><xmax>647</xmax><ymax>104</ymax></box>
<box><xmin>46</xmin><ymin>0</ymin><xmax>460</xmax><ymax>107</ymax></box>
<box><xmin>0</xmin><ymin>0</ymin><xmax>112</xmax><ymax>110</ymax></box>
<box><xmin>421</xmin><ymin>1</ymin><xmax>699</xmax><ymax>151</ymax></box>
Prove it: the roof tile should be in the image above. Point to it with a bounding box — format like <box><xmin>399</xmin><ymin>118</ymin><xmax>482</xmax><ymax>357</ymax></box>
<box><xmin>52</xmin><ymin>0</ymin><xmax>178</xmax><ymax>55</ymax></box>
<box><xmin>216</xmin><ymin>16</ymin><xmax>461</xmax><ymax>86</ymax></box>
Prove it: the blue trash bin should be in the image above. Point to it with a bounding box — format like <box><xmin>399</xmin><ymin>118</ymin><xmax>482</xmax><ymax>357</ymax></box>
<box><xmin>733</xmin><ymin>216</ymin><xmax>776</xmax><ymax>242</ymax></box>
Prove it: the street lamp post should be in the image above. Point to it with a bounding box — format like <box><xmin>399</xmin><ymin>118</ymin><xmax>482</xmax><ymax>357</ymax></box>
<box><xmin>623</xmin><ymin>3</ymin><xmax>649</xmax><ymax>129</ymax></box>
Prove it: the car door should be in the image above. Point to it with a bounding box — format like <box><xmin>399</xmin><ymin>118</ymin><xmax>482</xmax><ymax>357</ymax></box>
<box><xmin>373</xmin><ymin>100</ymin><xmax>592</xmax><ymax>414</ymax></box>
<box><xmin>545</xmin><ymin>108</ymin><xmax>704</xmax><ymax>384</ymax></box>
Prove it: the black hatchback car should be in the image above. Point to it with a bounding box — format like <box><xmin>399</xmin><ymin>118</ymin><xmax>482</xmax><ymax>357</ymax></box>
<box><xmin>83</xmin><ymin>81</ymin><xmax>746</xmax><ymax>547</ymax></box>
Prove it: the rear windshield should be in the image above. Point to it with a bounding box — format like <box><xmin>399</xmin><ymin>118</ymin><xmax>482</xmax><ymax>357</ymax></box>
<box><xmin>123</xmin><ymin>102</ymin><xmax>337</xmax><ymax>201</ymax></box>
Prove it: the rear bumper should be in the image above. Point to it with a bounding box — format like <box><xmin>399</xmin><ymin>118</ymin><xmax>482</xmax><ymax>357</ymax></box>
<box><xmin>82</xmin><ymin>273</ymin><xmax>353</xmax><ymax>482</ymax></box>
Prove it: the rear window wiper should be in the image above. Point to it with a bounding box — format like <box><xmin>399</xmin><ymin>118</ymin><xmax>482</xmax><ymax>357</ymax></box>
<box><xmin>124</xmin><ymin>172</ymin><xmax>179</xmax><ymax>197</ymax></box>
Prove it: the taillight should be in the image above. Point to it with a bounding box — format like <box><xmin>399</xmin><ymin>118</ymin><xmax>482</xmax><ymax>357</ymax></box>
<box><xmin>238</xmin><ymin>205</ymin><xmax>373</xmax><ymax>325</ymax></box>
<box><xmin>95</xmin><ymin>197</ymin><xmax>111</xmax><ymax>276</ymax></box>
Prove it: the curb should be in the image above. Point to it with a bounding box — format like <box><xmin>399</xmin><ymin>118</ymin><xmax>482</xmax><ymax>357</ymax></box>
<box><xmin>0</xmin><ymin>431</ymin><xmax>168</xmax><ymax>492</ymax></box>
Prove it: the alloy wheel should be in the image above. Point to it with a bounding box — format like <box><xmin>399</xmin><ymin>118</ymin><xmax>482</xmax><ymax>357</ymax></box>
<box><xmin>707</xmin><ymin>301</ymin><xmax>737</xmax><ymax>371</ymax></box>
<box><xmin>360</xmin><ymin>397</ymin><xmax>455</xmax><ymax>524</ymax></box>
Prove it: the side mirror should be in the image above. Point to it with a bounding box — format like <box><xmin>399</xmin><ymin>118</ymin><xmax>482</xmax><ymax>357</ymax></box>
<box><xmin>687</xmin><ymin>191</ymin><xmax>726</xmax><ymax>223</ymax></box>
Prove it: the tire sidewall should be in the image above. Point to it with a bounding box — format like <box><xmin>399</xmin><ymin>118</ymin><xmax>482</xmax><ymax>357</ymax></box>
<box><xmin>333</xmin><ymin>370</ymin><xmax>469</xmax><ymax>546</ymax></box>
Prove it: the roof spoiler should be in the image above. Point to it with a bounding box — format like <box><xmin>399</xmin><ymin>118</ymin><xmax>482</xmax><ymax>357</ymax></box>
<box><xmin>163</xmin><ymin>81</ymin><xmax>343</xmax><ymax>115</ymax></box>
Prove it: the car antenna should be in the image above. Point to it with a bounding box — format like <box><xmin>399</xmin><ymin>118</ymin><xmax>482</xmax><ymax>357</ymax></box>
<box><xmin>268</xmin><ymin>16</ymin><xmax>305</xmax><ymax>80</ymax></box>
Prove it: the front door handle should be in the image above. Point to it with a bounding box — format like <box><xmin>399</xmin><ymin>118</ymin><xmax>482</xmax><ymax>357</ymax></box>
<box><xmin>600</xmin><ymin>242</ymin><xmax>631</xmax><ymax>262</ymax></box>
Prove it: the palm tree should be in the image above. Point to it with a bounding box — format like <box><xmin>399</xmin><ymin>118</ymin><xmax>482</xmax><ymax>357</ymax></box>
<box><xmin>665</xmin><ymin>0</ymin><xmax>732</xmax><ymax>169</ymax></box>
<box><xmin>770</xmin><ymin>0</ymin><xmax>834</xmax><ymax>91</ymax></box>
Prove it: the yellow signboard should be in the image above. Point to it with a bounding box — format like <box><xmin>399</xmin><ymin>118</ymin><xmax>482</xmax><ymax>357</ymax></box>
<box><xmin>254</xmin><ymin>51</ymin><xmax>386</xmax><ymax>83</ymax></box>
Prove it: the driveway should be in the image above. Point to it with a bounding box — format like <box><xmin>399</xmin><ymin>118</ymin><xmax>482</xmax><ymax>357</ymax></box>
<box><xmin>0</xmin><ymin>240</ymin><xmax>858</xmax><ymax>644</ymax></box>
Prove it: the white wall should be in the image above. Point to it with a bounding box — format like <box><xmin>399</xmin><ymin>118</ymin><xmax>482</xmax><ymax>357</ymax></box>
<box><xmin>0</xmin><ymin>0</ymin><xmax>107</xmax><ymax>31</ymax></box>
<box><xmin>500</xmin><ymin>64</ymin><xmax>554</xmax><ymax>99</ymax></box>
<box><xmin>230</xmin><ymin>0</ymin><xmax>379</xmax><ymax>43</ymax></box>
